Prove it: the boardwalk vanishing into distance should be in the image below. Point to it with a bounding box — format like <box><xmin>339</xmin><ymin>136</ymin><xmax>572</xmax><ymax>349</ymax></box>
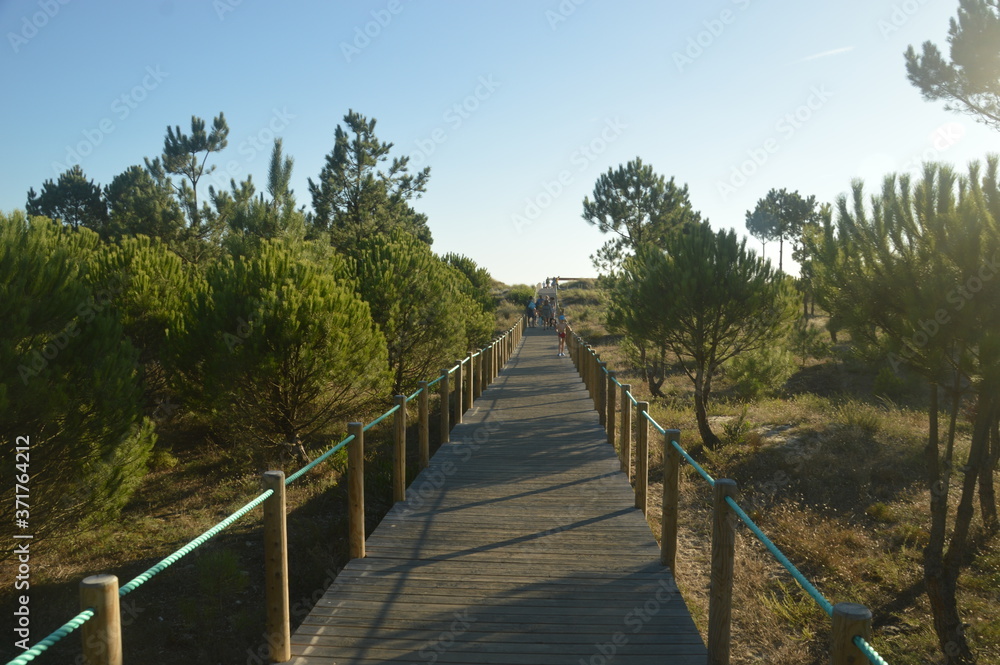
<box><xmin>289</xmin><ymin>320</ymin><xmax>707</xmax><ymax>663</ymax></box>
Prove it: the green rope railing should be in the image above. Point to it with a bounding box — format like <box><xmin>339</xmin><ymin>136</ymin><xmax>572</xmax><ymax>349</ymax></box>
<box><xmin>407</xmin><ymin>387</ymin><xmax>422</xmax><ymax>401</ymax></box>
<box><xmin>118</xmin><ymin>489</ymin><xmax>274</xmax><ymax>597</ymax></box>
<box><xmin>6</xmin><ymin>609</ymin><xmax>95</xmax><ymax>664</ymax></box>
<box><xmin>5</xmin><ymin>333</ymin><xmax>527</xmax><ymax>665</ymax></box>
<box><xmin>855</xmin><ymin>636</ymin><xmax>890</xmax><ymax>665</ymax></box>
<box><xmin>724</xmin><ymin>495</ymin><xmax>834</xmax><ymax>617</ymax></box>
<box><xmin>670</xmin><ymin>439</ymin><xmax>715</xmax><ymax>487</ymax></box>
<box><xmin>362</xmin><ymin>404</ymin><xmax>400</xmax><ymax>432</ymax></box>
<box><xmin>574</xmin><ymin>328</ymin><xmax>888</xmax><ymax>665</ymax></box>
<box><xmin>284</xmin><ymin>434</ymin><xmax>354</xmax><ymax>486</ymax></box>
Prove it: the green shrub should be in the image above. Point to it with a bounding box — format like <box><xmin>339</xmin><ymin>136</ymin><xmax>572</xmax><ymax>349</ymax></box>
<box><xmin>505</xmin><ymin>284</ymin><xmax>535</xmax><ymax>305</ymax></box>
<box><xmin>725</xmin><ymin>346</ymin><xmax>797</xmax><ymax>400</ymax></box>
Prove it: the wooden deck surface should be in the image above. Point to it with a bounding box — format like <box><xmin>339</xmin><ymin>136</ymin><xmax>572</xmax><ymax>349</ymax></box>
<box><xmin>289</xmin><ymin>319</ymin><xmax>706</xmax><ymax>664</ymax></box>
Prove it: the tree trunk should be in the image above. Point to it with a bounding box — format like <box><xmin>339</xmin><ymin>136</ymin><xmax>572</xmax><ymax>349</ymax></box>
<box><xmin>778</xmin><ymin>237</ymin><xmax>784</xmax><ymax>273</ymax></box>
<box><xmin>979</xmin><ymin>415</ymin><xmax>999</xmax><ymax>532</ymax></box>
<box><xmin>694</xmin><ymin>367</ymin><xmax>720</xmax><ymax>449</ymax></box>
<box><xmin>926</xmin><ymin>390</ymin><xmax>995</xmax><ymax>664</ymax></box>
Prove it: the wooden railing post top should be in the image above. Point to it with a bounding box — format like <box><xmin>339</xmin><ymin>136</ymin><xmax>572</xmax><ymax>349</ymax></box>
<box><xmin>263</xmin><ymin>469</ymin><xmax>285</xmax><ymax>482</ymax></box>
<box><xmin>637</xmin><ymin>401</ymin><xmax>649</xmax><ymax>410</ymax></box>
<box><xmin>714</xmin><ymin>477</ymin><xmax>739</xmax><ymax>496</ymax></box>
<box><xmin>81</xmin><ymin>574</ymin><xmax>118</xmax><ymax>589</ymax></box>
<box><xmin>348</xmin><ymin>421</ymin><xmax>363</xmax><ymax>431</ymax></box>
<box><xmin>395</xmin><ymin>394</ymin><xmax>406</xmax><ymax>402</ymax></box>
<box><xmin>833</xmin><ymin>603</ymin><xmax>871</xmax><ymax>621</ymax></box>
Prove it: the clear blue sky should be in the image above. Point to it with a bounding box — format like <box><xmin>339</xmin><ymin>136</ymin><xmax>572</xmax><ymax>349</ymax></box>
<box><xmin>2</xmin><ymin>0</ymin><xmax>998</xmax><ymax>284</ymax></box>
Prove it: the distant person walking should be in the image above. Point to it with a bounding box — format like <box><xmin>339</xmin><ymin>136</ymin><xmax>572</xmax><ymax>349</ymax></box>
<box><xmin>556</xmin><ymin>315</ymin><xmax>568</xmax><ymax>356</ymax></box>
<box><xmin>541</xmin><ymin>298</ymin><xmax>554</xmax><ymax>329</ymax></box>
<box><xmin>526</xmin><ymin>298</ymin><xmax>537</xmax><ymax>327</ymax></box>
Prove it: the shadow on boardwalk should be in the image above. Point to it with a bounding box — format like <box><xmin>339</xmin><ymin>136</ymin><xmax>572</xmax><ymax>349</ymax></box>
<box><xmin>289</xmin><ymin>326</ymin><xmax>707</xmax><ymax>664</ymax></box>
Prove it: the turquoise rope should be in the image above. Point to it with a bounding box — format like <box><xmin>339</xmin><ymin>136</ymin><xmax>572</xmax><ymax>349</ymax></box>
<box><xmin>724</xmin><ymin>495</ymin><xmax>834</xmax><ymax>617</ymax></box>
<box><xmin>643</xmin><ymin>409</ymin><xmax>665</xmax><ymax>434</ymax></box>
<box><xmin>447</xmin><ymin>364</ymin><xmax>459</xmax><ymax>374</ymax></box>
<box><xmin>118</xmin><ymin>489</ymin><xmax>274</xmax><ymax>597</ymax></box>
<box><xmin>670</xmin><ymin>439</ymin><xmax>715</xmax><ymax>486</ymax></box>
<box><xmin>854</xmin><ymin>636</ymin><xmax>889</xmax><ymax>665</ymax></box>
<box><xmin>5</xmin><ymin>609</ymin><xmax>95</xmax><ymax>665</ymax></box>
<box><xmin>285</xmin><ymin>434</ymin><xmax>354</xmax><ymax>485</ymax></box>
<box><xmin>427</xmin><ymin>375</ymin><xmax>443</xmax><ymax>388</ymax></box>
<box><xmin>627</xmin><ymin>391</ymin><xmax>638</xmax><ymax>406</ymax></box>
<box><xmin>408</xmin><ymin>387</ymin><xmax>422</xmax><ymax>401</ymax></box>
<box><xmin>363</xmin><ymin>404</ymin><xmax>401</xmax><ymax>432</ymax></box>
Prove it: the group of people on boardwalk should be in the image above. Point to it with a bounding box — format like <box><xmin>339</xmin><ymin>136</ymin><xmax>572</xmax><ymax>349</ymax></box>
<box><xmin>526</xmin><ymin>294</ymin><xmax>569</xmax><ymax>357</ymax></box>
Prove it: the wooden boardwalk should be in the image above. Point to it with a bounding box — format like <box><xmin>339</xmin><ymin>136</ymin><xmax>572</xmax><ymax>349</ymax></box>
<box><xmin>289</xmin><ymin>323</ymin><xmax>707</xmax><ymax>664</ymax></box>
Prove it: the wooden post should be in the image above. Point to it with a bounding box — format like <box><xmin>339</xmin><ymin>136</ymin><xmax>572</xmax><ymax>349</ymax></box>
<box><xmin>661</xmin><ymin>429</ymin><xmax>680</xmax><ymax>572</ymax></box>
<box><xmin>475</xmin><ymin>351</ymin><xmax>483</xmax><ymax>398</ymax></box>
<box><xmin>597</xmin><ymin>361</ymin><xmax>607</xmax><ymax>426</ymax></box>
<box><xmin>262</xmin><ymin>470</ymin><xmax>290</xmax><ymax>663</ymax></box>
<box><xmin>454</xmin><ymin>360</ymin><xmax>464</xmax><ymax>424</ymax></box>
<box><xmin>606</xmin><ymin>371</ymin><xmax>617</xmax><ymax>447</ymax></box>
<box><xmin>583</xmin><ymin>346</ymin><xmax>593</xmax><ymax>398</ymax></box>
<box><xmin>830</xmin><ymin>603</ymin><xmax>873</xmax><ymax>665</ymax></box>
<box><xmin>635</xmin><ymin>401</ymin><xmax>649</xmax><ymax>513</ymax></box>
<box><xmin>621</xmin><ymin>383</ymin><xmax>632</xmax><ymax>478</ymax></box>
<box><xmin>708</xmin><ymin>478</ymin><xmax>739</xmax><ymax>665</ymax></box>
<box><xmin>80</xmin><ymin>575</ymin><xmax>122</xmax><ymax>665</ymax></box>
<box><xmin>466</xmin><ymin>351</ymin><xmax>475</xmax><ymax>408</ymax></box>
<box><xmin>393</xmin><ymin>395</ymin><xmax>406</xmax><ymax>503</ymax></box>
<box><xmin>418</xmin><ymin>381</ymin><xmax>429</xmax><ymax>470</ymax></box>
<box><xmin>348</xmin><ymin>422</ymin><xmax>365</xmax><ymax>559</ymax></box>
<box><xmin>439</xmin><ymin>369</ymin><xmax>450</xmax><ymax>444</ymax></box>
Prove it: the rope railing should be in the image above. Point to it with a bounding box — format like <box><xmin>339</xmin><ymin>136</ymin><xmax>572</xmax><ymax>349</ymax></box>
<box><xmin>6</xmin><ymin>609</ymin><xmax>95</xmax><ymax>665</ymax></box>
<box><xmin>670</xmin><ymin>438</ymin><xmax>715</xmax><ymax>487</ymax></box>
<box><xmin>284</xmin><ymin>434</ymin><xmax>354</xmax><ymax>486</ymax></box>
<box><xmin>725</xmin><ymin>495</ymin><xmax>834</xmax><ymax>617</ymax></box>
<box><xmin>856</xmin><ymin>636</ymin><xmax>891</xmax><ymax>665</ymax></box>
<box><xmin>363</xmin><ymin>404</ymin><xmax>400</xmax><ymax>432</ymax></box>
<box><xmin>6</xmin><ymin>316</ymin><xmax>528</xmax><ymax>665</ymax></box>
<box><xmin>567</xmin><ymin>326</ymin><xmax>888</xmax><ymax>665</ymax></box>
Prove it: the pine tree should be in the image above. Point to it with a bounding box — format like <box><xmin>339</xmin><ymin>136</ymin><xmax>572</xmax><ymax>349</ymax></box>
<box><xmin>809</xmin><ymin>157</ymin><xmax>1000</xmax><ymax>665</ymax></box>
<box><xmin>307</xmin><ymin>110</ymin><xmax>431</xmax><ymax>249</ymax></box>
<box><xmin>170</xmin><ymin>240</ymin><xmax>388</xmax><ymax>464</ymax></box>
<box><xmin>26</xmin><ymin>165</ymin><xmax>108</xmax><ymax>232</ymax></box>
<box><xmin>104</xmin><ymin>164</ymin><xmax>186</xmax><ymax>242</ymax></box>
<box><xmin>744</xmin><ymin>188</ymin><xmax>819</xmax><ymax>273</ymax></box>
<box><xmin>0</xmin><ymin>212</ymin><xmax>154</xmax><ymax>537</ymax></box>
<box><xmin>351</xmin><ymin>230</ymin><xmax>486</xmax><ymax>393</ymax></box>
<box><xmin>905</xmin><ymin>0</ymin><xmax>1000</xmax><ymax>131</ymax></box>
<box><xmin>582</xmin><ymin>157</ymin><xmax>701</xmax><ymax>273</ymax></box>
<box><xmin>621</xmin><ymin>228</ymin><xmax>795</xmax><ymax>448</ymax></box>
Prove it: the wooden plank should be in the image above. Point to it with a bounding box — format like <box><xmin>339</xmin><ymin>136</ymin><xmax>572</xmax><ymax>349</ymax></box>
<box><xmin>289</xmin><ymin>327</ymin><xmax>706</xmax><ymax>664</ymax></box>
